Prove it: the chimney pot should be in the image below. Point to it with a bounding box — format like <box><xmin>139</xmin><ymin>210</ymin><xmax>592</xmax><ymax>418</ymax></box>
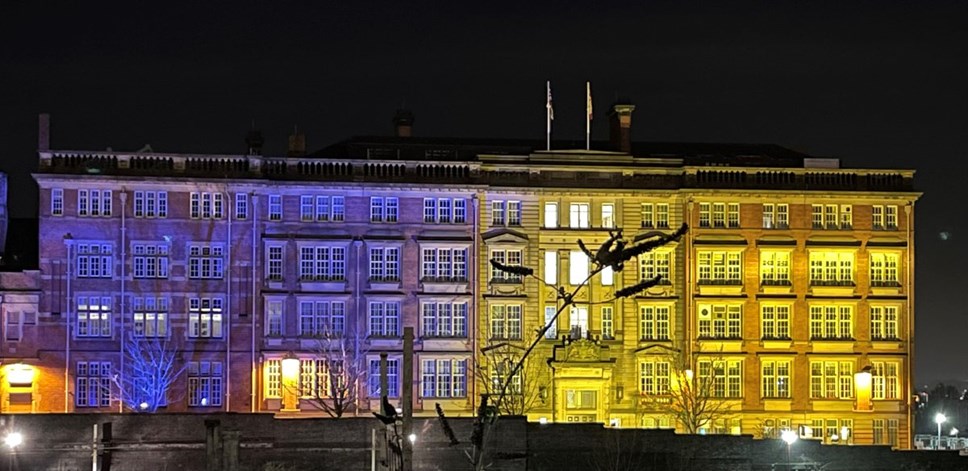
<box><xmin>245</xmin><ymin>130</ymin><xmax>264</xmax><ymax>155</ymax></box>
<box><xmin>288</xmin><ymin>127</ymin><xmax>306</xmax><ymax>157</ymax></box>
<box><xmin>38</xmin><ymin>113</ymin><xmax>50</xmax><ymax>151</ymax></box>
<box><xmin>393</xmin><ymin>109</ymin><xmax>415</xmax><ymax>138</ymax></box>
<box><xmin>608</xmin><ymin>102</ymin><xmax>636</xmax><ymax>153</ymax></box>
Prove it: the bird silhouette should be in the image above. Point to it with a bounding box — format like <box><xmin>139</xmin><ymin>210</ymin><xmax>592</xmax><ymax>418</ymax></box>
<box><xmin>373</xmin><ymin>395</ymin><xmax>400</xmax><ymax>425</ymax></box>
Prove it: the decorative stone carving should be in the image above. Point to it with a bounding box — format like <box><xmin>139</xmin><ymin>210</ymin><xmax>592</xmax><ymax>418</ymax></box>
<box><xmin>565</xmin><ymin>338</ymin><xmax>600</xmax><ymax>362</ymax></box>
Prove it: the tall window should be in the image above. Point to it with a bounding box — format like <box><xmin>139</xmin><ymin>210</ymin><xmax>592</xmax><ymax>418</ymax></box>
<box><xmin>490</xmin><ymin>249</ymin><xmax>523</xmax><ymax>283</ymax></box>
<box><xmin>761</xmin><ymin>360</ymin><xmax>791</xmax><ymax>398</ymax></box>
<box><xmin>421</xmin><ymin>247</ymin><xmax>468</xmax><ymax>282</ymax></box>
<box><xmin>264</xmin><ymin>360</ymin><xmax>282</xmax><ymax>398</ymax></box>
<box><xmin>421</xmin><ymin>359</ymin><xmax>467</xmax><ymax>398</ymax></box>
<box><xmin>4</xmin><ymin>311</ymin><xmax>23</xmax><ymax>342</ymax></box>
<box><xmin>698</xmin><ymin>202</ymin><xmax>739</xmax><ymax>228</ymax></box>
<box><xmin>639</xmin><ymin>252</ymin><xmax>671</xmax><ymax>284</ymax></box>
<box><xmin>421</xmin><ymin>302</ymin><xmax>468</xmax><ymax>338</ymax></box>
<box><xmin>544</xmin><ymin>306</ymin><xmax>557</xmax><ymax>339</ymax></box>
<box><xmin>299</xmin><ymin>359</ymin><xmax>333</xmax><ymax>398</ymax></box>
<box><xmin>544</xmin><ymin>251</ymin><xmax>558</xmax><ymax>285</ymax></box>
<box><xmin>697</xmin><ymin>251</ymin><xmax>742</xmax><ymax>285</ymax></box>
<box><xmin>870</xmin><ymin>305</ymin><xmax>899</xmax><ymax>340</ymax></box>
<box><xmin>299</xmin><ymin>246</ymin><xmax>346</xmax><ymax>281</ymax></box>
<box><xmin>368</xmin><ymin>301</ymin><xmax>401</xmax><ymax>337</ymax></box>
<box><xmin>810</xmin><ymin>361</ymin><xmax>854</xmax><ymax>399</ymax></box>
<box><xmin>267</xmin><ymin>195</ymin><xmax>282</xmax><ymax>221</ymax></box>
<box><xmin>51</xmin><ymin>188</ymin><xmax>64</xmax><ymax>216</ymax></box>
<box><xmin>639</xmin><ymin>360</ymin><xmax>671</xmax><ymax>395</ymax></box>
<box><xmin>698</xmin><ymin>359</ymin><xmax>743</xmax><ymax>398</ymax></box>
<box><xmin>189</xmin><ymin>244</ymin><xmax>224</xmax><ymax>279</ymax></box>
<box><xmin>299</xmin><ymin>300</ymin><xmax>345</xmax><ymax>337</ymax></box>
<box><xmin>569</xmin><ymin>305</ymin><xmax>588</xmax><ymax>339</ymax></box>
<box><xmin>265</xmin><ymin>300</ymin><xmax>284</xmax><ymax>337</ymax></box>
<box><xmin>698</xmin><ymin>304</ymin><xmax>742</xmax><ymax>339</ymax></box>
<box><xmin>490</xmin><ymin>200</ymin><xmax>521</xmax><ymax>226</ymax></box>
<box><xmin>569</xmin><ymin>203</ymin><xmax>590</xmax><ymax>228</ymax></box>
<box><xmin>368</xmin><ymin>358</ymin><xmax>400</xmax><ymax>397</ymax></box>
<box><xmin>133</xmin><ymin>243</ymin><xmax>169</xmax><ymax>279</ymax></box>
<box><xmin>544</xmin><ymin>202</ymin><xmax>558</xmax><ymax>228</ymax></box>
<box><xmin>266</xmin><ymin>245</ymin><xmax>284</xmax><ymax>281</ymax></box>
<box><xmin>871</xmin><ymin>361</ymin><xmax>900</xmax><ymax>400</ymax></box>
<box><xmin>873</xmin><ymin>419</ymin><xmax>900</xmax><ymax>447</ymax></box>
<box><xmin>188</xmin><ymin>361</ymin><xmax>223</xmax><ymax>407</ymax></box>
<box><xmin>190</xmin><ymin>192</ymin><xmax>223</xmax><ymax>219</ymax></box>
<box><xmin>301</xmin><ymin>195</ymin><xmax>344</xmax><ymax>222</ymax></box>
<box><xmin>490</xmin><ymin>304</ymin><xmax>522</xmax><ymax>340</ymax></box>
<box><xmin>869</xmin><ymin>252</ymin><xmax>900</xmax><ymax>287</ymax></box>
<box><xmin>78</xmin><ymin>189</ymin><xmax>112</xmax><ymax>217</ymax></box>
<box><xmin>235</xmin><ymin>193</ymin><xmax>248</xmax><ymax>220</ymax></box>
<box><xmin>809</xmin><ymin>305</ymin><xmax>853</xmax><ymax>340</ymax></box>
<box><xmin>133</xmin><ymin>297</ymin><xmax>168</xmax><ymax>337</ymax></box>
<box><xmin>808</xmin><ymin>251</ymin><xmax>854</xmax><ymax>286</ymax></box>
<box><xmin>76</xmin><ymin>243</ymin><xmax>112</xmax><ymax>278</ymax></box>
<box><xmin>76</xmin><ymin>296</ymin><xmax>112</xmax><ymax>338</ymax></box>
<box><xmin>188</xmin><ymin>297</ymin><xmax>223</xmax><ymax>338</ymax></box>
<box><xmin>812</xmin><ymin>204</ymin><xmax>852</xmax><ymax>229</ymax></box>
<box><xmin>601</xmin><ymin>203</ymin><xmax>615</xmax><ymax>228</ymax></box>
<box><xmin>760</xmin><ymin>305</ymin><xmax>791</xmax><ymax>340</ymax></box>
<box><xmin>762</xmin><ymin>204</ymin><xmax>789</xmax><ymax>229</ymax></box>
<box><xmin>76</xmin><ymin>361</ymin><xmax>111</xmax><ymax>407</ymax></box>
<box><xmin>872</xmin><ymin>205</ymin><xmax>898</xmax><ymax>230</ymax></box>
<box><xmin>134</xmin><ymin>191</ymin><xmax>168</xmax><ymax>218</ymax></box>
<box><xmin>640</xmin><ymin>305</ymin><xmax>671</xmax><ymax>341</ymax></box>
<box><xmin>370</xmin><ymin>197</ymin><xmax>399</xmax><ymax>222</ymax></box>
<box><xmin>601</xmin><ymin>306</ymin><xmax>614</xmax><ymax>340</ymax></box>
<box><xmin>369</xmin><ymin>247</ymin><xmax>400</xmax><ymax>282</ymax></box>
<box><xmin>569</xmin><ymin>250</ymin><xmax>589</xmax><ymax>285</ymax></box>
<box><xmin>641</xmin><ymin>203</ymin><xmax>669</xmax><ymax>228</ymax></box>
<box><xmin>760</xmin><ymin>251</ymin><xmax>791</xmax><ymax>285</ymax></box>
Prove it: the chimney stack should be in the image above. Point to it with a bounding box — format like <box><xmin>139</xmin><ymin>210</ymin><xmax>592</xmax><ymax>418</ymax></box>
<box><xmin>245</xmin><ymin>129</ymin><xmax>264</xmax><ymax>155</ymax></box>
<box><xmin>608</xmin><ymin>102</ymin><xmax>636</xmax><ymax>153</ymax></box>
<box><xmin>393</xmin><ymin>109</ymin><xmax>414</xmax><ymax>138</ymax></box>
<box><xmin>288</xmin><ymin>126</ymin><xmax>306</xmax><ymax>157</ymax></box>
<box><xmin>38</xmin><ymin>113</ymin><xmax>50</xmax><ymax>151</ymax></box>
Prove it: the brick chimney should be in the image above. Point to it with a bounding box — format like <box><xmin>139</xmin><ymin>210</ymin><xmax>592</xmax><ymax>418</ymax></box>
<box><xmin>393</xmin><ymin>109</ymin><xmax>414</xmax><ymax>137</ymax></box>
<box><xmin>245</xmin><ymin>129</ymin><xmax>264</xmax><ymax>155</ymax></box>
<box><xmin>38</xmin><ymin>113</ymin><xmax>50</xmax><ymax>151</ymax></box>
<box><xmin>287</xmin><ymin>126</ymin><xmax>306</xmax><ymax>157</ymax></box>
<box><xmin>608</xmin><ymin>102</ymin><xmax>636</xmax><ymax>153</ymax></box>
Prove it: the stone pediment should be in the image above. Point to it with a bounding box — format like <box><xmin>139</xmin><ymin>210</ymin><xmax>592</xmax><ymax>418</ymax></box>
<box><xmin>482</xmin><ymin>228</ymin><xmax>529</xmax><ymax>244</ymax></box>
<box><xmin>563</xmin><ymin>338</ymin><xmax>601</xmax><ymax>362</ymax></box>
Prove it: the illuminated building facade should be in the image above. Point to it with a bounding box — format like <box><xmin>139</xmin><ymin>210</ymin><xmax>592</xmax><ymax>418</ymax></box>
<box><xmin>7</xmin><ymin>108</ymin><xmax>918</xmax><ymax>448</ymax></box>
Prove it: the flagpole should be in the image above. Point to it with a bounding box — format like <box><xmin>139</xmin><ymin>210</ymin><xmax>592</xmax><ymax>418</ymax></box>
<box><xmin>546</xmin><ymin>80</ymin><xmax>553</xmax><ymax>151</ymax></box>
<box><xmin>586</xmin><ymin>81</ymin><xmax>592</xmax><ymax>151</ymax></box>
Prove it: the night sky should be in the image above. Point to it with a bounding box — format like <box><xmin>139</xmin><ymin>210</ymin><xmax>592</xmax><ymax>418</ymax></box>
<box><xmin>2</xmin><ymin>1</ymin><xmax>965</xmax><ymax>386</ymax></box>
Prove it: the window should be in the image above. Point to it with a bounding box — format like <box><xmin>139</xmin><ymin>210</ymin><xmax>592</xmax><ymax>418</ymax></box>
<box><xmin>299</xmin><ymin>359</ymin><xmax>336</xmax><ymax>398</ymax></box>
<box><xmin>76</xmin><ymin>361</ymin><xmax>111</xmax><ymax>407</ymax></box>
<box><xmin>490</xmin><ymin>304</ymin><xmax>522</xmax><ymax>340</ymax></box>
<box><xmin>4</xmin><ymin>311</ymin><xmax>23</xmax><ymax>341</ymax></box>
<box><xmin>809</xmin><ymin>251</ymin><xmax>854</xmax><ymax>286</ymax></box>
<box><xmin>301</xmin><ymin>195</ymin><xmax>344</xmax><ymax>222</ymax></box>
<box><xmin>640</xmin><ymin>305</ymin><xmax>671</xmax><ymax>341</ymax></box>
<box><xmin>488</xmin><ymin>357</ymin><xmax>523</xmax><ymax>395</ymax></box>
<box><xmin>368</xmin><ymin>301</ymin><xmax>401</xmax><ymax>337</ymax></box>
<box><xmin>421</xmin><ymin>302</ymin><xmax>468</xmax><ymax>338</ymax></box>
<box><xmin>299</xmin><ymin>300</ymin><xmax>345</xmax><ymax>337</ymax></box>
<box><xmin>235</xmin><ymin>193</ymin><xmax>248</xmax><ymax>220</ymax></box>
<box><xmin>265</xmin><ymin>300</ymin><xmax>284</xmax><ymax>337</ymax></box>
<box><xmin>490</xmin><ymin>200</ymin><xmax>521</xmax><ymax>226</ymax></box>
<box><xmin>569</xmin><ymin>250</ymin><xmax>589</xmax><ymax>285</ymax></box>
<box><xmin>601</xmin><ymin>306</ymin><xmax>614</xmax><ymax>340</ymax></box>
<box><xmin>569</xmin><ymin>305</ymin><xmax>588</xmax><ymax>339</ymax></box>
<box><xmin>77</xmin><ymin>189</ymin><xmax>112</xmax><ymax>217</ymax></box>
<box><xmin>133</xmin><ymin>243</ymin><xmax>169</xmax><ymax>279</ymax></box>
<box><xmin>188</xmin><ymin>297</ymin><xmax>223</xmax><ymax>338</ymax></box>
<box><xmin>76</xmin><ymin>243</ymin><xmax>112</xmax><ymax>278</ymax></box>
<box><xmin>870</xmin><ymin>305</ymin><xmax>899</xmax><ymax>340</ymax></box>
<box><xmin>189</xmin><ymin>244</ymin><xmax>224</xmax><ymax>279</ymax></box>
<box><xmin>809</xmin><ymin>305</ymin><xmax>853</xmax><ymax>340</ymax></box>
<box><xmin>369</xmin><ymin>247</ymin><xmax>400</xmax><ymax>282</ymax></box>
<box><xmin>872</xmin><ymin>205</ymin><xmax>898</xmax><ymax>230</ymax></box>
<box><xmin>544</xmin><ymin>251</ymin><xmax>558</xmax><ymax>284</ymax></box>
<box><xmin>544</xmin><ymin>306</ymin><xmax>558</xmax><ymax>339</ymax></box>
<box><xmin>601</xmin><ymin>203</ymin><xmax>615</xmax><ymax>228</ymax></box>
<box><xmin>453</xmin><ymin>198</ymin><xmax>466</xmax><ymax>223</ymax></box>
<box><xmin>76</xmin><ymin>296</ymin><xmax>111</xmax><ymax>338</ymax></box>
<box><xmin>300</xmin><ymin>196</ymin><xmax>313</xmax><ymax>221</ymax></box>
<box><xmin>871</xmin><ymin>361</ymin><xmax>900</xmax><ymax>400</ymax></box>
<box><xmin>873</xmin><ymin>419</ymin><xmax>899</xmax><ymax>446</ymax></box>
<box><xmin>370</xmin><ymin>197</ymin><xmax>398</xmax><ymax>222</ymax></box>
<box><xmin>812</xmin><ymin>204</ymin><xmax>852</xmax><ymax>229</ymax></box>
<box><xmin>641</xmin><ymin>203</ymin><xmax>670</xmax><ymax>228</ymax></box>
<box><xmin>267</xmin><ymin>195</ymin><xmax>282</xmax><ymax>221</ymax></box>
<box><xmin>264</xmin><ymin>360</ymin><xmax>282</xmax><ymax>398</ymax></box>
<box><xmin>299</xmin><ymin>246</ymin><xmax>346</xmax><ymax>281</ymax></box>
<box><xmin>565</xmin><ymin>390</ymin><xmax>598</xmax><ymax>409</ymax></box>
<box><xmin>698</xmin><ymin>359</ymin><xmax>743</xmax><ymax>398</ymax></box>
<box><xmin>810</xmin><ymin>361</ymin><xmax>854</xmax><ymax>399</ymax></box>
<box><xmin>869</xmin><ymin>252</ymin><xmax>900</xmax><ymax>287</ymax></box>
<box><xmin>811</xmin><ymin>418</ymin><xmax>852</xmax><ymax>444</ymax></box>
<box><xmin>368</xmin><ymin>358</ymin><xmax>400</xmax><ymax>397</ymax></box>
<box><xmin>638</xmin><ymin>251</ymin><xmax>671</xmax><ymax>284</ymax></box>
<box><xmin>600</xmin><ymin>266</ymin><xmax>613</xmax><ymax>286</ymax></box>
<box><xmin>490</xmin><ymin>249</ymin><xmax>523</xmax><ymax>283</ymax></box>
<box><xmin>190</xmin><ymin>192</ymin><xmax>223</xmax><ymax>219</ymax></box>
<box><xmin>698</xmin><ymin>304</ymin><xmax>741</xmax><ymax>339</ymax></box>
<box><xmin>762</xmin><ymin>204</ymin><xmax>789</xmax><ymax>229</ymax></box>
<box><xmin>698</xmin><ymin>202</ymin><xmax>739</xmax><ymax>228</ymax></box>
<box><xmin>760</xmin><ymin>305</ymin><xmax>791</xmax><ymax>340</ymax></box>
<box><xmin>438</xmin><ymin>199</ymin><xmax>452</xmax><ymax>224</ymax></box>
<box><xmin>421</xmin><ymin>359</ymin><xmax>467</xmax><ymax>398</ymax></box>
<box><xmin>761</xmin><ymin>360</ymin><xmax>791</xmax><ymax>398</ymax></box>
<box><xmin>544</xmin><ymin>202</ymin><xmax>558</xmax><ymax>228</ymax></box>
<box><xmin>759</xmin><ymin>251</ymin><xmax>791</xmax><ymax>286</ymax></box>
<box><xmin>133</xmin><ymin>191</ymin><xmax>168</xmax><ymax>218</ymax></box>
<box><xmin>266</xmin><ymin>245</ymin><xmax>284</xmax><ymax>281</ymax></box>
<box><xmin>697</xmin><ymin>250</ymin><xmax>742</xmax><ymax>285</ymax></box>
<box><xmin>188</xmin><ymin>361</ymin><xmax>223</xmax><ymax>407</ymax></box>
<box><xmin>639</xmin><ymin>360</ymin><xmax>671</xmax><ymax>395</ymax></box>
<box><xmin>133</xmin><ymin>297</ymin><xmax>168</xmax><ymax>337</ymax></box>
<box><xmin>421</xmin><ymin>247</ymin><xmax>468</xmax><ymax>282</ymax></box>
<box><xmin>569</xmin><ymin>203</ymin><xmax>590</xmax><ymax>228</ymax></box>
<box><xmin>51</xmin><ymin>188</ymin><xmax>64</xmax><ymax>216</ymax></box>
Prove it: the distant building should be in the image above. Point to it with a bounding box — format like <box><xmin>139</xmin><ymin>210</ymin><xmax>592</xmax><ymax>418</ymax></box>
<box><xmin>6</xmin><ymin>107</ymin><xmax>918</xmax><ymax>448</ymax></box>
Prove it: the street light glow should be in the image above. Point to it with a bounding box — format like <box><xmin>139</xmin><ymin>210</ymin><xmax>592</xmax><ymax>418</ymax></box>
<box><xmin>781</xmin><ymin>429</ymin><xmax>798</xmax><ymax>445</ymax></box>
<box><xmin>5</xmin><ymin>432</ymin><xmax>23</xmax><ymax>448</ymax></box>
<box><xmin>936</xmin><ymin>413</ymin><xmax>947</xmax><ymax>425</ymax></box>
<box><xmin>408</xmin><ymin>433</ymin><xmax>417</xmax><ymax>444</ymax></box>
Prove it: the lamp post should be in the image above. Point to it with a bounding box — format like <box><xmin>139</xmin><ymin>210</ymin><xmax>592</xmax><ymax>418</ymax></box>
<box><xmin>781</xmin><ymin>429</ymin><xmax>797</xmax><ymax>465</ymax></box>
<box><xmin>281</xmin><ymin>352</ymin><xmax>301</xmax><ymax>412</ymax></box>
<box><xmin>935</xmin><ymin>413</ymin><xmax>947</xmax><ymax>450</ymax></box>
<box><xmin>5</xmin><ymin>432</ymin><xmax>23</xmax><ymax>471</ymax></box>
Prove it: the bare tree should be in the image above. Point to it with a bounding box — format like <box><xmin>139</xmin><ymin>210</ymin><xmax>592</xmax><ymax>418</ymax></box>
<box><xmin>301</xmin><ymin>326</ymin><xmax>370</xmax><ymax>418</ymax></box>
<box><xmin>113</xmin><ymin>333</ymin><xmax>185</xmax><ymax>412</ymax></box>
<box><xmin>477</xmin><ymin>341</ymin><xmax>549</xmax><ymax>416</ymax></box>
<box><xmin>656</xmin><ymin>354</ymin><xmax>734</xmax><ymax>434</ymax></box>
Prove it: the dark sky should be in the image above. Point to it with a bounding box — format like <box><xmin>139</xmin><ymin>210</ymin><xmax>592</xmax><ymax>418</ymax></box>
<box><xmin>2</xmin><ymin>1</ymin><xmax>966</xmax><ymax>386</ymax></box>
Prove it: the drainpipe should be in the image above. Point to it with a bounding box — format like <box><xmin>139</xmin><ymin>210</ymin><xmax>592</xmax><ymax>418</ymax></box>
<box><xmin>905</xmin><ymin>202</ymin><xmax>915</xmax><ymax>449</ymax></box>
<box><xmin>119</xmin><ymin>191</ymin><xmax>128</xmax><ymax>413</ymax></box>
<box><xmin>354</xmin><ymin>238</ymin><xmax>363</xmax><ymax>416</ymax></box>
<box><xmin>225</xmin><ymin>190</ymin><xmax>232</xmax><ymax>411</ymax></box>
<box><xmin>63</xmin><ymin>236</ymin><xmax>73</xmax><ymax>413</ymax></box>
<box><xmin>471</xmin><ymin>194</ymin><xmax>480</xmax><ymax>410</ymax></box>
<box><xmin>250</xmin><ymin>193</ymin><xmax>258</xmax><ymax>413</ymax></box>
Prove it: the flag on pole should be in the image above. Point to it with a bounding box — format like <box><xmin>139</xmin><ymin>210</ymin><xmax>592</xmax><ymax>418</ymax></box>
<box><xmin>586</xmin><ymin>81</ymin><xmax>593</xmax><ymax>120</ymax></box>
<box><xmin>546</xmin><ymin>81</ymin><xmax>554</xmax><ymax>121</ymax></box>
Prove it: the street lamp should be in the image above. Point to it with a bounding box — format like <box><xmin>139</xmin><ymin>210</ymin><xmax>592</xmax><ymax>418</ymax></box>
<box><xmin>3</xmin><ymin>433</ymin><xmax>22</xmax><ymax>449</ymax></box>
<box><xmin>781</xmin><ymin>429</ymin><xmax>797</xmax><ymax>465</ymax></box>
<box><xmin>281</xmin><ymin>352</ymin><xmax>301</xmax><ymax>412</ymax></box>
<box><xmin>935</xmin><ymin>413</ymin><xmax>947</xmax><ymax>450</ymax></box>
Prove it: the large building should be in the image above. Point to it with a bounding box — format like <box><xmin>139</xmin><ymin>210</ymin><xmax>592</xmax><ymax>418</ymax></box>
<box><xmin>5</xmin><ymin>107</ymin><xmax>918</xmax><ymax>448</ymax></box>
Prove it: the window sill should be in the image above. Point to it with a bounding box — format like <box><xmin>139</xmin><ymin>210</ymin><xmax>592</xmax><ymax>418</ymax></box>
<box><xmin>809</xmin><ymin>284</ymin><xmax>855</xmax><ymax>296</ymax></box>
<box><xmin>696</xmin><ymin>339</ymin><xmax>744</xmax><ymax>352</ymax></box>
<box><xmin>760</xmin><ymin>339</ymin><xmax>793</xmax><ymax>349</ymax></box>
<box><xmin>759</xmin><ymin>283</ymin><xmax>792</xmax><ymax>295</ymax></box>
<box><xmin>810</xmin><ymin>340</ymin><xmax>855</xmax><ymax>353</ymax></box>
<box><xmin>697</xmin><ymin>283</ymin><xmax>743</xmax><ymax>296</ymax></box>
<box><xmin>299</xmin><ymin>280</ymin><xmax>347</xmax><ymax>292</ymax></box>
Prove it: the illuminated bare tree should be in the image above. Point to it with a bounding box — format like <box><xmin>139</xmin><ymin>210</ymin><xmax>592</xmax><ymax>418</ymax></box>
<box><xmin>477</xmin><ymin>341</ymin><xmax>549</xmax><ymax>416</ymax></box>
<box><xmin>660</xmin><ymin>354</ymin><xmax>733</xmax><ymax>434</ymax></box>
<box><xmin>301</xmin><ymin>325</ymin><xmax>370</xmax><ymax>418</ymax></box>
<box><xmin>113</xmin><ymin>333</ymin><xmax>185</xmax><ymax>412</ymax></box>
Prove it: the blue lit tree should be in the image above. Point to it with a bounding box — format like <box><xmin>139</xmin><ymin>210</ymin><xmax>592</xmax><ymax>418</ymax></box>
<box><xmin>112</xmin><ymin>332</ymin><xmax>185</xmax><ymax>412</ymax></box>
<box><xmin>304</xmin><ymin>325</ymin><xmax>370</xmax><ymax>418</ymax></box>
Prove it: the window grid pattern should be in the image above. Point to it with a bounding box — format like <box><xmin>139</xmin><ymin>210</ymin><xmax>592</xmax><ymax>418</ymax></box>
<box><xmin>76</xmin><ymin>296</ymin><xmax>112</xmax><ymax>338</ymax></box>
<box><xmin>133</xmin><ymin>243</ymin><xmax>169</xmax><ymax>279</ymax></box>
<box><xmin>698</xmin><ymin>202</ymin><xmax>739</xmax><ymax>228</ymax></box>
<box><xmin>299</xmin><ymin>246</ymin><xmax>346</xmax><ymax>281</ymax></box>
<box><xmin>639</xmin><ymin>252</ymin><xmax>671</xmax><ymax>284</ymax></box>
<box><xmin>421</xmin><ymin>248</ymin><xmax>468</xmax><ymax>282</ymax></box>
<box><xmin>421</xmin><ymin>302</ymin><xmax>468</xmax><ymax>338</ymax></box>
<box><xmin>871</xmin><ymin>361</ymin><xmax>900</xmax><ymax>400</ymax></box>
<box><xmin>76</xmin><ymin>243</ymin><xmax>113</xmax><ymax>278</ymax></box>
<box><xmin>870</xmin><ymin>305</ymin><xmax>899</xmax><ymax>340</ymax></box>
<box><xmin>77</xmin><ymin>189</ymin><xmax>112</xmax><ymax>217</ymax></box>
<box><xmin>872</xmin><ymin>205</ymin><xmax>898</xmax><ymax>230</ymax></box>
<box><xmin>601</xmin><ymin>203</ymin><xmax>615</xmax><ymax>228</ymax></box>
<box><xmin>300</xmin><ymin>195</ymin><xmax>345</xmax><ymax>222</ymax></box>
<box><xmin>639</xmin><ymin>305</ymin><xmax>670</xmax><ymax>341</ymax></box>
<box><xmin>51</xmin><ymin>188</ymin><xmax>64</xmax><ymax>216</ymax></box>
<box><xmin>869</xmin><ymin>253</ymin><xmax>900</xmax><ymax>287</ymax></box>
<box><xmin>188</xmin><ymin>297</ymin><xmax>223</xmax><ymax>338</ymax></box>
<box><xmin>133</xmin><ymin>191</ymin><xmax>168</xmax><ymax>218</ymax></box>
<box><xmin>698</xmin><ymin>359</ymin><xmax>743</xmax><ymax>398</ymax></box>
<box><xmin>299</xmin><ymin>300</ymin><xmax>346</xmax><ymax>337</ymax></box>
<box><xmin>370</xmin><ymin>197</ymin><xmax>399</xmax><ymax>222</ymax></box>
<box><xmin>265</xmin><ymin>300</ymin><xmax>283</xmax><ymax>337</ymax></box>
<box><xmin>697</xmin><ymin>251</ymin><xmax>742</xmax><ymax>285</ymax></box>
<box><xmin>812</xmin><ymin>204</ymin><xmax>852</xmax><ymax>229</ymax></box>
<box><xmin>762</xmin><ymin>203</ymin><xmax>789</xmax><ymax>229</ymax></box>
<box><xmin>809</xmin><ymin>305</ymin><xmax>853</xmax><ymax>340</ymax></box>
<box><xmin>368</xmin><ymin>358</ymin><xmax>400</xmax><ymax>397</ymax></box>
<box><xmin>423</xmin><ymin>198</ymin><xmax>467</xmax><ymax>224</ymax></box>
<box><xmin>189</xmin><ymin>244</ymin><xmax>224</xmax><ymax>279</ymax></box>
<box><xmin>639</xmin><ymin>360</ymin><xmax>670</xmax><ymax>395</ymax></box>
<box><xmin>810</xmin><ymin>361</ymin><xmax>854</xmax><ymax>399</ymax></box>
<box><xmin>490</xmin><ymin>304</ymin><xmax>522</xmax><ymax>340</ymax></box>
<box><xmin>760</xmin><ymin>251</ymin><xmax>791</xmax><ymax>286</ymax></box>
<box><xmin>267</xmin><ymin>246</ymin><xmax>284</xmax><ymax>281</ymax></box>
<box><xmin>569</xmin><ymin>203</ymin><xmax>590</xmax><ymax>228</ymax></box>
<box><xmin>133</xmin><ymin>297</ymin><xmax>168</xmax><ymax>337</ymax></box>
<box><xmin>268</xmin><ymin>195</ymin><xmax>282</xmax><ymax>221</ymax></box>
<box><xmin>188</xmin><ymin>361</ymin><xmax>223</xmax><ymax>407</ymax></box>
<box><xmin>369</xmin><ymin>247</ymin><xmax>401</xmax><ymax>282</ymax></box>
<box><xmin>76</xmin><ymin>361</ymin><xmax>111</xmax><ymax>407</ymax></box>
<box><xmin>368</xmin><ymin>302</ymin><xmax>401</xmax><ymax>337</ymax></box>
<box><xmin>421</xmin><ymin>359</ymin><xmax>467</xmax><ymax>398</ymax></box>
<box><xmin>235</xmin><ymin>193</ymin><xmax>248</xmax><ymax>220</ymax></box>
<box><xmin>190</xmin><ymin>192</ymin><xmax>223</xmax><ymax>219</ymax></box>
<box><xmin>761</xmin><ymin>360</ymin><xmax>791</xmax><ymax>398</ymax></box>
<box><xmin>299</xmin><ymin>359</ymin><xmax>332</xmax><ymax>398</ymax></box>
<box><xmin>490</xmin><ymin>249</ymin><xmax>523</xmax><ymax>283</ymax></box>
<box><xmin>641</xmin><ymin>203</ymin><xmax>670</xmax><ymax>228</ymax></box>
<box><xmin>761</xmin><ymin>305</ymin><xmax>791</xmax><ymax>340</ymax></box>
<box><xmin>809</xmin><ymin>252</ymin><xmax>854</xmax><ymax>286</ymax></box>
<box><xmin>698</xmin><ymin>304</ymin><xmax>742</xmax><ymax>339</ymax></box>
<box><xmin>601</xmin><ymin>306</ymin><xmax>614</xmax><ymax>340</ymax></box>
